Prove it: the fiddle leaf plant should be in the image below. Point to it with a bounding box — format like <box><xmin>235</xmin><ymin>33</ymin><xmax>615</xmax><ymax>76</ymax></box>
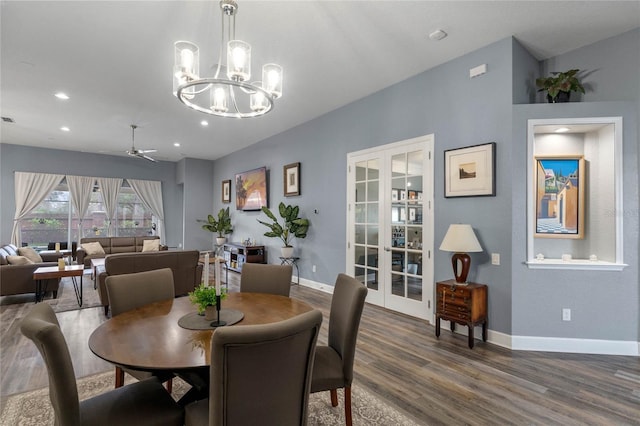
<box><xmin>199</xmin><ymin>207</ymin><xmax>233</xmax><ymax>238</ymax></box>
<box><xmin>257</xmin><ymin>202</ymin><xmax>310</xmax><ymax>247</ymax></box>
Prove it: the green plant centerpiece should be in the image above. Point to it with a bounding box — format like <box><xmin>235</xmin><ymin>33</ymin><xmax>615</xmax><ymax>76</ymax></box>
<box><xmin>257</xmin><ymin>202</ymin><xmax>310</xmax><ymax>257</ymax></box>
<box><xmin>188</xmin><ymin>284</ymin><xmax>227</xmax><ymax>315</ymax></box>
<box><xmin>199</xmin><ymin>207</ymin><xmax>233</xmax><ymax>240</ymax></box>
<box><xmin>535</xmin><ymin>69</ymin><xmax>585</xmax><ymax>103</ymax></box>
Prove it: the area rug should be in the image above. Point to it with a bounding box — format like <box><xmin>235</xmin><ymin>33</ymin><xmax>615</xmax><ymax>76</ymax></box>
<box><xmin>0</xmin><ymin>275</ymin><xmax>102</xmax><ymax>314</ymax></box>
<box><xmin>0</xmin><ymin>371</ymin><xmax>420</xmax><ymax>426</ymax></box>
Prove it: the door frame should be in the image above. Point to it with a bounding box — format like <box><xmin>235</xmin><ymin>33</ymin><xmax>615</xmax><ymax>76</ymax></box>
<box><xmin>346</xmin><ymin>134</ymin><xmax>434</xmax><ymax>320</ymax></box>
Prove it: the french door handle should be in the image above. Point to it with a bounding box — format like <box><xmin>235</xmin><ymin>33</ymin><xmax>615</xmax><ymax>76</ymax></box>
<box><xmin>384</xmin><ymin>247</ymin><xmax>391</xmax><ymax>252</ymax></box>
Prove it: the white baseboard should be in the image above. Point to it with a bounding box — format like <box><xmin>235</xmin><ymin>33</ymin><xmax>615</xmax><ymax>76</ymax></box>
<box><xmin>299</xmin><ymin>278</ymin><xmax>334</xmax><ymax>295</ymax></box>
<box><xmin>511</xmin><ymin>335</ymin><xmax>640</xmax><ymax>356</ymax></box>
<box><xmin>298</xmin><ymin>284</ymin><xmax>639</xmax><ymax>357</ymax></box>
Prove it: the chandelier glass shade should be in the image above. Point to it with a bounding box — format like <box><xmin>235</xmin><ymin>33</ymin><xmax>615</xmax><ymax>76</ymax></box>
<box><xmin>172</xmin><ymin>0</ymin><xmax>283</xmax><ymax>118</ymax></box>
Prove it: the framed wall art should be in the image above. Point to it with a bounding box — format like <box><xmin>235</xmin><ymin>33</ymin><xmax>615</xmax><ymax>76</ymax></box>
<box><xmin>283</xmin><ymin>162</ymin><xmax>300</xmax><ymax>196</ymax></box>
<box><xmin>235</xmin><ymin>167</ymin><xmax>268</xmax><ymax>211</ymax></box>
<box><xmin>534</xmin><ymin>156</ymin><xmax>585</xmax><ymax>239</ymax></box>
<box><xmin>444</xmin><ymin>142</ymin><xmax>496</xmax><ymax>197</ymax></box>
<box><xmin>222</xmin><ymin>179</ymin><xmax>231</xmax><ymax>203</ymax></box>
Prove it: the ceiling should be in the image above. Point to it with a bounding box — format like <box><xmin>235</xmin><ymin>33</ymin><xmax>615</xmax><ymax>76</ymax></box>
<box><xmin>1</xmin><ymin>1</ymin><xmax>638</xmax><ymax>162</ymax></box>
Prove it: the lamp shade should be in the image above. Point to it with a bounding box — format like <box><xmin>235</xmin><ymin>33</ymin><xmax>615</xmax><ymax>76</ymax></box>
<box><xmin>439</xmin><ymin>224</ymin><xmax>482</xmax><ymax>253</ymax></box>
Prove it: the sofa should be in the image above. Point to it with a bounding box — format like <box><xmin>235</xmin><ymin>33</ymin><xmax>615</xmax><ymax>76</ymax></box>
<box><xmin>0</xmin><ymin>244</ymin><xmax>61</xmax><ymax>299</ymax></box>
<box><xmin>97</xmin><ymin>250</ymin><xmax>203</xmax><ymax>315</ymax></box>
<box><xmin>77</xmin><ymin>236</ymin><xmax>166</xmax><ymax>268</ymax></box>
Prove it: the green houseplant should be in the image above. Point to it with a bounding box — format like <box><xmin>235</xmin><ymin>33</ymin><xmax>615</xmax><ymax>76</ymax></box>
<box><xmin>200</xmin><ymin>207</ymin><xmax>233</xmax><ymax>244</ymax></box>
<box><xmin>188</xmin><ymin>284</ymin><xmax>227</xmax><ymax>318</ymax></box>
<box><xmin>257</xmin><ymin>202</ymin><xmax>310</xmax><ymax>257</ymax></box>
<box><xmin>535</xmin><ymin>69</ymin><xmax>585</xmax><ymax>103</ymax></box>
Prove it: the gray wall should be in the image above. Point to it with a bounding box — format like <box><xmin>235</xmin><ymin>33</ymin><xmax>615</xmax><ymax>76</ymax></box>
<box><xmin>178</xmin><ymin>157</ymin><xmax>214</xmax><ymax>251</ymax></box>
<box><xmin>0</xmin><ymin>144</ymin><xmax>184</xmax><ymax>248</ymax></box>
<box><xmin>213</xmin><ymin>37</ymin><xmax>517</xmax><ymax>334</ymax></box>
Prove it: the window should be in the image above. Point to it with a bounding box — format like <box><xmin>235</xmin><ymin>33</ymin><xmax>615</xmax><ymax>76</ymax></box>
<box><xmin>21</xmin><ymin>181</ymin><xmax>156</xmax><ymax>245</ymax></box>
<box><xmin>21</xmin><ymin>184</ymin><xmax>69</xmax><ymax>249</ymax></box>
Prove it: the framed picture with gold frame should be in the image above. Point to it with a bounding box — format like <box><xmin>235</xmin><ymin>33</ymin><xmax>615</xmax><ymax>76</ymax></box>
<box><xmin>534</xmin><ymin>156</ymin><xmax>585</xmax><ymax>239</ymax></box>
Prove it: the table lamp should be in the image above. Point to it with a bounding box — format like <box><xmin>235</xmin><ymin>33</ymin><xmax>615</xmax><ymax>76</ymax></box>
<box><xmin>439</xmin><ymin>224</ymin><xmax>482</xmax><ymax>284</ymax></box>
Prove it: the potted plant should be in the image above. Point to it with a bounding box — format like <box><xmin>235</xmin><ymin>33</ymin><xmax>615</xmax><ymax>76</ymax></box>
<box><xmin>535</xmin><ymin>69</ymin><xmax>585</xmax><ymax>103</ymax></box>
<box><xmin>257</xmin><ymin>202</ymin><xmax>310</xmax><ymax>258</ymax></box>
<box><xmin>200</xmin><ymin>207</ymin><xmax>233</xmax><ymax>245</ymax></box>
<box><xmin>188</xmin><ymin>284</ymin><xmax>227</xmax><ymax>320</ymax></box>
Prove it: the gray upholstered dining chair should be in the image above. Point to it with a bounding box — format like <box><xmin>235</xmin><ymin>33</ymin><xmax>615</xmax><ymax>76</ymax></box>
<box><xmin>184</xmin><ymin>309</ymin><xmax>323</xmax><ymax>426</ymax></box>
<box><xmin>106</xmin><ymin>268</ymin><xmax>175</xmax><ymax>390</ymax></box>
<box><xmin>20</xmin><ymin>303</ymin><xmax>184</xmax><ymax>426</ymax></box>
<box><xmin>310</xmin><ymin>273</ymin><xmax>368</xmax><ymax>426</ymax></box>
<box><xmin>240</xmin><ymin>263</ymin><xmax>293</xmax><ymax>296</ymax></box>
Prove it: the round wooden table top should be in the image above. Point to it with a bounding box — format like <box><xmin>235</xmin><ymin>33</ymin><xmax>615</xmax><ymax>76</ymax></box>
<box><xmin>88</xmin><ymin>292</ymin><xmax>314</xmax><ymax>371</ymax></box>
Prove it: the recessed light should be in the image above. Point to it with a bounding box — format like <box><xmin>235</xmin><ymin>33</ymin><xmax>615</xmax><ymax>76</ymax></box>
<box><xmin>201</xmin><ymin>120</ymin><xmax>209</xmax><ymax>126</ymax></box>
<box><xmin>555</xmin><ymin>127</ymin><xmax>570</xmax><ymax>133</ymax></box>
<box><xmin>60</xmin><ymin>126</ymin><xmax>70</xmax><ymax>132</ymax></box>
<box><xmin>173</xmin><ymin>142</ymin><xmax>181</xmax><ymax>147</ymax></box>
<box><xmin>55</xmin><ymin>92</ymin><xmax>69</xmax><ymax>100</ymax></box>
<box><xmin>428</xmin><ymin>29</ymin><xmax>447</xmax><ymax>41</ymax></box>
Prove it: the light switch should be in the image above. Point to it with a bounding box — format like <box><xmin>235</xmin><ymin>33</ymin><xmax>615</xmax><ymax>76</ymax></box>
<box><xmin>491</xmin><ymin>253</ymin><xmax>500</xmax><ymax>265</ymax></box>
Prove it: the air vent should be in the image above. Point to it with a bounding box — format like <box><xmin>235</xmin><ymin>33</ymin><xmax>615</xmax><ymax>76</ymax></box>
<box><xmin>1</xmin><ymin>116</ymin><xmax>15</xmax><ymax>123</ymax></box>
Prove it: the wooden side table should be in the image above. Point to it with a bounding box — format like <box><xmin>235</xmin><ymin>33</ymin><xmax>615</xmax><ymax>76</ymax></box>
<box><xmin>435</xmin><ymin>280</ymin><xmax>488</xmax><ymax>349</ymax></box>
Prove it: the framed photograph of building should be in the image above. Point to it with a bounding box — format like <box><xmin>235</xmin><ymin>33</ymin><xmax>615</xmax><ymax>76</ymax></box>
<box><xmin>534</xmin><ymin>156</ymin><xmax>585</xmax><ymax>239</ymax></box>
<box><xmin>444</xmin><ymin>142</ymin><xmax>496</xmax><ymax>197</ymax></box>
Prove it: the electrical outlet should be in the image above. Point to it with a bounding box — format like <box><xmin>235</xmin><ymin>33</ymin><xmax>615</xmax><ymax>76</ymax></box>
<box><xmin>491</xmin><ymin>253</ymin><xmax>500</xmax><ymax>265</ymax></box>
<box><xmin>312</xmin><ymin>265</ymin><xmax>316</xmax><ymax>273</ymax></box>
<box><xmin>562</xmin><ymin>308</ymin><xmax>571</xmax><ymax>321</ymax></box>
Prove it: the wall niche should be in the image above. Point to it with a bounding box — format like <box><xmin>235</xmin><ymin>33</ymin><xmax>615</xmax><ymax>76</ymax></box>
<box><xmin>526</xmin><ymin>117</ymin><xmax>625</xmax><ymax>271</ymax></box>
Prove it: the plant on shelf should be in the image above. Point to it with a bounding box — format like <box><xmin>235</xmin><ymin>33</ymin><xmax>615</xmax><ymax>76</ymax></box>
<box><xmin>535</xmin><ymin>69</ymin><xmax>585</xmax><ymax>103</ymax></box>
<box><xmin>188</xmin><ymin>284</ymin><xmax>227</xmax><ymax>315</ymax></box>
<box><xmin>257</xmin><ymin>202</ymin><xmax>310</xmax><ymax>257</ymax></box>
<box><xmin>199</xmin><ymin>207</ymin><xmax>233</xmax><ymax>244</ymax></box>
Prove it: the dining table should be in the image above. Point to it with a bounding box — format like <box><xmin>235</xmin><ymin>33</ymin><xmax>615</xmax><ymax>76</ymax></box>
<box><xmin>88</xmin><ymin>292</ymin><xmax>314</xmax><ymax>397</ymax></box>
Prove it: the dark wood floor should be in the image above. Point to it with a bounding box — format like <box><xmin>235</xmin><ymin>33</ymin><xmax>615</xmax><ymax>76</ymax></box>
<box><xmin>2</xmin><ymin>273</ymin><xmax>639</xmax><ymax>424</ymax></box>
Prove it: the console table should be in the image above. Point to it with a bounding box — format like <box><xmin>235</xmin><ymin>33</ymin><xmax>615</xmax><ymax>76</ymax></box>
<box><xmin>223</xmin><ymin>243</ymin><xmax>266</xmax><ymax>273</ymax></box>
<box><xmin>435</xmin><ymin>280</ymin><xmax>487</xmax><ymax>349</ymax></box>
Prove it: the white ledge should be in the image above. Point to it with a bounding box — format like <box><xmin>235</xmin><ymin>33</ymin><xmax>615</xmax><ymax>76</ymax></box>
<box><xmin>525</xmin><ymin>259</ymin><xmax>627</xmax><ymax>271</ymax></box>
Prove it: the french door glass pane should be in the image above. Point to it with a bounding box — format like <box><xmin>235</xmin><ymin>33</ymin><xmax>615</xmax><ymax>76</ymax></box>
<box><xmin>388</xmin><ymin>150</ymin><xmax>423</xmax><ymax>302</ymax></box>
<box><xmin>353</xmin><ymin>159</ymin><xmax>380</xmax><ymax>291</ymax></box>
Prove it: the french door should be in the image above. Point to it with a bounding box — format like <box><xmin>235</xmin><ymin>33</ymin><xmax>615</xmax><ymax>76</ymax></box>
<box><xmin>347</xmin><ymin>135</ymin><xmax>434</xmax><ymax>320</ymax></box>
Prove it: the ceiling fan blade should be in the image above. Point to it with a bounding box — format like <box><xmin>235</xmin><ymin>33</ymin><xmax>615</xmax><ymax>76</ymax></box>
<box><xmin>139</xmin><ymin>154</ymin><xmax>157</xmax><ymax>162</ymax></box>
<box><xmin>138</xmin><ymin>149</ymin><xmax>157</xmax><ymax>154</ymax></box>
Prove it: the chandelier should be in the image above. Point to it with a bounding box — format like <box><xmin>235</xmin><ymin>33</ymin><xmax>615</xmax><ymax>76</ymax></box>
<box><xmin>173</xmin><ymin>0</ymin><xmax>283</xmax><ymax>118</ymax></box>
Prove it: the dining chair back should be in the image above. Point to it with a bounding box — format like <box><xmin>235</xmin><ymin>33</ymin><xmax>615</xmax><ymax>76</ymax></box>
<box><xmin>184</xmin><ymin>309</ymin><xmax>323</xmax><ymax>426</ymax></box>
<box><xmin>310</xmin><ymin>273</ymin><xmax>368</xmax><ymax>426</ymax></box>
<box><xmin>240</xmin><ymin>263</ymin><xmax>292</xmax><ymax>296</ymax></box>
<box><xmin>20</xmin><ymin>303</ymin><xmax>184</xmax><ymax>426</ymax></box>
<box><xmin>106</xmin><ymin>267</ymin><xmax>175</xmax><ymax>316</ymax></box>
<box><xmin>106</xmin><ymin>267</ymin><xmax>175</xmax><ymax>389</ymax></box>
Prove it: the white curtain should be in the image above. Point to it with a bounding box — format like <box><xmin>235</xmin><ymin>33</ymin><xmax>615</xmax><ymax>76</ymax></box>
<box><xmin>12</xmin><ymin>172</ymin><xmax>65</xmax><ymax>246</ymax></box>
<box><xmin>96</xmin><ymin>177</ymin><xmax>123</xmax><ymax>237</ymax></box>
<box><xmin>67</xmin><ymin>175</ymin><xmax>95</xmax><ymax>240</ymax></box>
<box><xmin>127</xmin><ymin>179</ymin><xmax>165</xmax><ymax>244</ymax></box>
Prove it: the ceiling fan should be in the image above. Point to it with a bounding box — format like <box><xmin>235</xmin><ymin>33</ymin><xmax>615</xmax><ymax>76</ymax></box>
<box><xmin>126</xmin><ymin>124</ymin><xmax>157</xmax><ymax>162</ymax></box>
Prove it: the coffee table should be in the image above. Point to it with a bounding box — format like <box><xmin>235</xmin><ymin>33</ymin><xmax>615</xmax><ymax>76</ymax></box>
<box><xmin>33</xmin><ymin>264</ymin><xmax>85</xmax><ymax>306</ymax></box>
